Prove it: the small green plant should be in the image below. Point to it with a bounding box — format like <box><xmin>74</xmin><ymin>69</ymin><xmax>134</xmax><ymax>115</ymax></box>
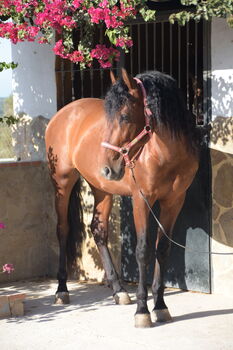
<box><xmin>0</xmin><ymin>115</ymin><xmax>18</xmax><ymax>126</ymax></box>
<box><xmin>0</xmin><ymin>61</ymin><xmax>18</xmax><ymax>72</ymax></box>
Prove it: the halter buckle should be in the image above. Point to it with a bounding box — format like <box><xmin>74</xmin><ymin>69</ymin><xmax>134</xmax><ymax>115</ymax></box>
<box><xmin>144</xmin><ymin>125</ymin><xmax>151</xmax><ymax>133</ymax></box>
<box><xmin>120</xmin><ymin>147</ymin><xmax>129</xmax><ymax>155</ymax></box>
<box><xmin>126</xmin><ymin>160</ymin><xmax>135</xmax><ymax>169</ymax></box>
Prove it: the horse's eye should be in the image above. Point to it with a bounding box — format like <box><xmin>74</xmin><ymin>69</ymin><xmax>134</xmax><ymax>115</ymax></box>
<box><xmin>120</xmin><ymin>114</ymin><xmax>129</xmax><ymax>123</ymax></box>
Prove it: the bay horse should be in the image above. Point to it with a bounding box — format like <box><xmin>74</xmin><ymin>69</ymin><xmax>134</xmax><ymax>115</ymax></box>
<box><xmin>45</xmin><ymin>69</ymin><xmax>200</xmax><ymax>328</ymax></box>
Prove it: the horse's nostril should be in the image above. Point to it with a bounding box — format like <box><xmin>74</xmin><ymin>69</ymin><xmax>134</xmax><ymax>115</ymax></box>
<box><xmin>103</xmin><ymin>166</ymin><xmax>111</xmax><ymax>178</ymax></box>
<box><xmin>101</xmin><ymin>165</ymin><xmax>124</xmax><ymax>181</ymax></box>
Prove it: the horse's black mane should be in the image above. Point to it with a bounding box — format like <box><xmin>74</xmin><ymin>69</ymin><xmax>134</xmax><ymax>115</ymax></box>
<box><xmin>105</xmin><ymin>70</ymin><xmax>200</xmax><ymax>150</ymax></box>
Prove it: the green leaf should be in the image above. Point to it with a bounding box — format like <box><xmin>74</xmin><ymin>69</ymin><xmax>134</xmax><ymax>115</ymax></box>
<box><xmin>0</xmin><ymin>62</ymin><xmax>18</xmax><ymax>72</ymax></box>
<box><xmin>106</xmin><ymin>29</ymin><xmax>117</xmax><ymax>45</ymax></box>
<box><xmin>0</xmin><ymin>115</ymin><xmax>19</xmax><ymax>125</ymax></box>
<box><xmin>181</xmin><ymin>0</ymin><xmax>198</xmax><ymax>5</ymax></box>
<box><xmin>139</xmin><ymin>8</ymin><xmax>156</xmax><ymax>22</ymax></box>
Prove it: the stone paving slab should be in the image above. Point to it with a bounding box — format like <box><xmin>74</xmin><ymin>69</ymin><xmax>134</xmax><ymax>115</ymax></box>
<box><xmin>0</xmin><ymin>279</ymin><xmax>233</xmax><ymax>350</ymax></box>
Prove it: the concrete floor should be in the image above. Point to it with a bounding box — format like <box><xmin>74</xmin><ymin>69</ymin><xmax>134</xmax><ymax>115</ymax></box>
<box><xmin>0</xmin><ymin>279</ymin><xmax>233</xmax><ymax>350</ymax></box>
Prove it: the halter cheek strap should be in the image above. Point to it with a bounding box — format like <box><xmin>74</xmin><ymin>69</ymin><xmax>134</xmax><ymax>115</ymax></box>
<box><xmin>133</xmin><ymin>77</ymin><xmax>152</xmax><ymax>123</ymax></box>
<box><xmin>101</xmin><ymin>77</ymin><xmax>153</xmax><ymax>168</ymax></box>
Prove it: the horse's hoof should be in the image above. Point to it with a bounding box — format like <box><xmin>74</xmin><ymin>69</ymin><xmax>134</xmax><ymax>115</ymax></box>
<box><xmin>54</xmin><ymin>292</ymin><xmax>70</xmax><ymax>305</ymax></box>
<box><xmin>134</xmin><ymin>313</ymin><xmax>152</xmax><ymax>328</ymax></box>
<box><xmin>113</xmin><ymin>292</ymin><xmax>131</xmax><ymax>305</ymax></box>
<box><xmin>152</xmin><ymin>308</ymin><xmax>172</xmax><ymax>323</ymax></box>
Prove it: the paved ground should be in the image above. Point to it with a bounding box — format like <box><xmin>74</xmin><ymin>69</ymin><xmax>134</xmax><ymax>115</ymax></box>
<box><xmin>0</xmin><ymin>279</ymin><xmax>233</xmax><ymax>350</ymax></box>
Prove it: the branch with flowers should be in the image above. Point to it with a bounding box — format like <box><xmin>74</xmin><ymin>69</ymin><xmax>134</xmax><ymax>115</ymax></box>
<box><xmin>0</xmin><ymin>1</ymin><xmax>232</xmax><ymax>69</ymax></box>
<box><xmin>0</xmin><ymin>0</ymin><xmax>155</xmax><ymax>68</ymax></box>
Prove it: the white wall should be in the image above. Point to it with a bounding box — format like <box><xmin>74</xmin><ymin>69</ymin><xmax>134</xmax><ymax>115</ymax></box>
<box><xmin>211</xmin><ymin>18</ymin><xmax>233</xmax><ymax>119</ymax></box>
<box><xmin>11</xmin><ymin>40</ymin><xmax>57</xmax><ymax>161</ymax></box>
<box><xmin>12</xmin><ymin>40</ymin><xmax>57</xmax><ymax>119</ymax></box>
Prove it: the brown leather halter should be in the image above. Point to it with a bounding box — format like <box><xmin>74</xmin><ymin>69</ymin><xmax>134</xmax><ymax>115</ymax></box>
<box><xmin>101</xmin><ymin>77</ymin><xmax>152</xmax><ymax>168</ymax></box>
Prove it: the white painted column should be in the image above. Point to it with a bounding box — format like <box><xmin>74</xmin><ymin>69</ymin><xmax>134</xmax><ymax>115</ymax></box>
<box><xmin>210</xmin><ymin>17</ymin><xmax>233</xmax><ymax>296</ymax></box>
<box><xmin>211</xmin><ymin>18</ymin><xmax>233</xmax><ymax>120</ymax></box>
<box><xmin>12</xmin><ymin>40</ymin><xmax>57</xmax><ymax>119</ymax></box>
<box><xmin>11</xmin><ymin>40</ymin><xmax>57</xmax><ymax>161</ymax></box>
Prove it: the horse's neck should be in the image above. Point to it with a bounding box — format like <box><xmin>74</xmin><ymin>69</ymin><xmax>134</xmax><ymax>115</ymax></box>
<box><xmin>142</xmin><ymin>130</ymin><xmax>187</xmax><ymax>165</ymax></box>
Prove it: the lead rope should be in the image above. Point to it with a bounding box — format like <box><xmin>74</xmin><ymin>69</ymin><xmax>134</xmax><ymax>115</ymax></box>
<box><xmin>131</xmin><ymin>168</ymin><xmax>233</xmax><ymax>256</ymax></box>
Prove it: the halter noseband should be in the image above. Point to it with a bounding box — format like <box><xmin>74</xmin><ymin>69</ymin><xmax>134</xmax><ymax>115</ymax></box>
<box><xmin>101</xmin><ymin>77</ymin><xmax>152</xmax><ymax>168</ymax></box>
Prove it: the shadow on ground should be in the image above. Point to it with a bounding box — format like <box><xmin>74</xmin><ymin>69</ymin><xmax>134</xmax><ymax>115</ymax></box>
<box><xmin>2</xmin><ymin>280</ymin><xmax>233</xmax><ymax>327</ymax></box>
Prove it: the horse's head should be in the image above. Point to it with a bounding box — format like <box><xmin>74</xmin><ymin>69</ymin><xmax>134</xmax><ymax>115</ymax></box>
<box><xmin>101</xmin><ymin>69</ymin><xmax>149</xmax><ymax>181</ymax></box>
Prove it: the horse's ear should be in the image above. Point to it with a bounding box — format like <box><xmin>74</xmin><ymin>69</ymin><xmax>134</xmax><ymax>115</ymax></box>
<box><xmin>110</xmin><ymin>70</ymin><xmax>117</xmax><ymax>85</ymax></box>
<box><xmin>121</xmin><ymin>68</ymin><xmax>137</xmax><ymax>91</ymax></box>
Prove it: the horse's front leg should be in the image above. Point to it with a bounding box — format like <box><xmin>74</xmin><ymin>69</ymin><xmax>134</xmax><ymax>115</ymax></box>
<box><xmin>133</xmin><ymin>194</ymin><xmax>152</xmax><ymax>328</ymax></box>
<box><xmin>152</xmin><ymin>193</ymin><xmax>186</xmax><ymax>322</ymax></box>
<box><xmin>91</xmin><ymin>188</ymin><xmax>131</xmax><ymax>305</ymax></box>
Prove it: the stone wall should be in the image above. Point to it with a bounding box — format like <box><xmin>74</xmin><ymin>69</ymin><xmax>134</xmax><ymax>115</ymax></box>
<box><xmin>0</xmin><ymin>161</ymin><xmax>58</xmax><ymax>283</ymax></box>
<box><xmin>210</xmin><ymin>117</ymin><xmax>233</xmax><ymax>295</ymax></box>
<box><xmin>0</xmin><ymin>161</ymin><xmax>121</xmax><ymax>284</ymax></box>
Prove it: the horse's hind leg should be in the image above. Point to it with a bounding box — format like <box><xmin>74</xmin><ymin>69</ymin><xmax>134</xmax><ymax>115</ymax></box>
<box><xmin>151</xmin><ymin>193</ymin><xmax>186</xmax><ymax>322</ymax></box>
<box><xmin>91</xmin><ymin>188</ymin><xmax>131</xmax><ymax>305</ymax></box>
<box><xmin>53</xmin><ymin>172</ymin><xmax>79</xmax><ymax>304</ymax></box>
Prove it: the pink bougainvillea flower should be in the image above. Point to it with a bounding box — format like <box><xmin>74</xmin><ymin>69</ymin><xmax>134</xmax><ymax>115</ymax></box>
<box><xmin>116</xmin><ymin>37</ymin><xmax>133</xmax><ymax>48</ymax></box>
<box><xmin>2</xmin><ymin>263</ymin><xmax>14</xmax><ymax>274</ymax></box>
<box><xmin>90</xmin><ymin>44</ymin><xmax>120</xmax><ymax>68</ymax></box>
<box><xmin>99</xmin><ymin>60</ymin><xmax>112</xmax><ymax>68</ymax></box>
<box><xmin>99</xmin><ymin>0</ymin><xmax>108</xmax><ymax>8</ymax></box>
<box><xmin>68</xmin><ymin>50</ymin><xmax>84</xmax><ymax>63</ymax></box>
<box><xmin>0</xmin><ymin>222</ymin><xmax>6</xmax><ymax>229</ymax></box>
<box><xmin>72</xmin><ymin>0</ymin><xmax>84</xmax><ymax>9</ymax></box>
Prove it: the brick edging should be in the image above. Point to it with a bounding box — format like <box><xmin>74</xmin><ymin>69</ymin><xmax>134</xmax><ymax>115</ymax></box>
<box><xmin>0</xmin><ymin>161</ymin><xmax>44</xmax><ymax>168</ymax></box>
<box><xmin>0</xmin><ymin>293</ymin><xmax>26</xmax><ymax>318</ymax></box>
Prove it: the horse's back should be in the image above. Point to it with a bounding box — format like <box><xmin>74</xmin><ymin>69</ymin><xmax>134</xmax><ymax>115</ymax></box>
<box><xmin>45</xmin><ymin>98</ymin><xmax>105</xmax><ymax>171</ymax></box>
<box><xmin>46</xmin><ymin>98</ymin><xmax>103</xmax><ymax>132</ymax></box>
<box><xmin>46</xmin><ymin>98</ymin><xmax>104</xmax><ymax>146</ymax></box>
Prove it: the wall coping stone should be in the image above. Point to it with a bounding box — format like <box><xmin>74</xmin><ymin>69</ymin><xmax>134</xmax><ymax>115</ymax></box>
<box><xmin>0</xmin><ymin>161</ymin><xmax>44</xmax><ymax>168</ymax></box>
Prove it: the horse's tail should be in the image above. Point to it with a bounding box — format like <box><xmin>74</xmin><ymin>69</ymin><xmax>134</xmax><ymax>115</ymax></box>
<box><xmin>66</xmin><ymin>178</ymin><xmax>85</xmax><ymax>272</ymax></box>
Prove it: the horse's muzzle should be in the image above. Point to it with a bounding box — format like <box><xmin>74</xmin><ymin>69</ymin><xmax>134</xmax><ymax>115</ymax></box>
<box><xmin>101</xmin><ymin>165</ymin><xmax>124</xmax><ymax>181</ymax></box>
